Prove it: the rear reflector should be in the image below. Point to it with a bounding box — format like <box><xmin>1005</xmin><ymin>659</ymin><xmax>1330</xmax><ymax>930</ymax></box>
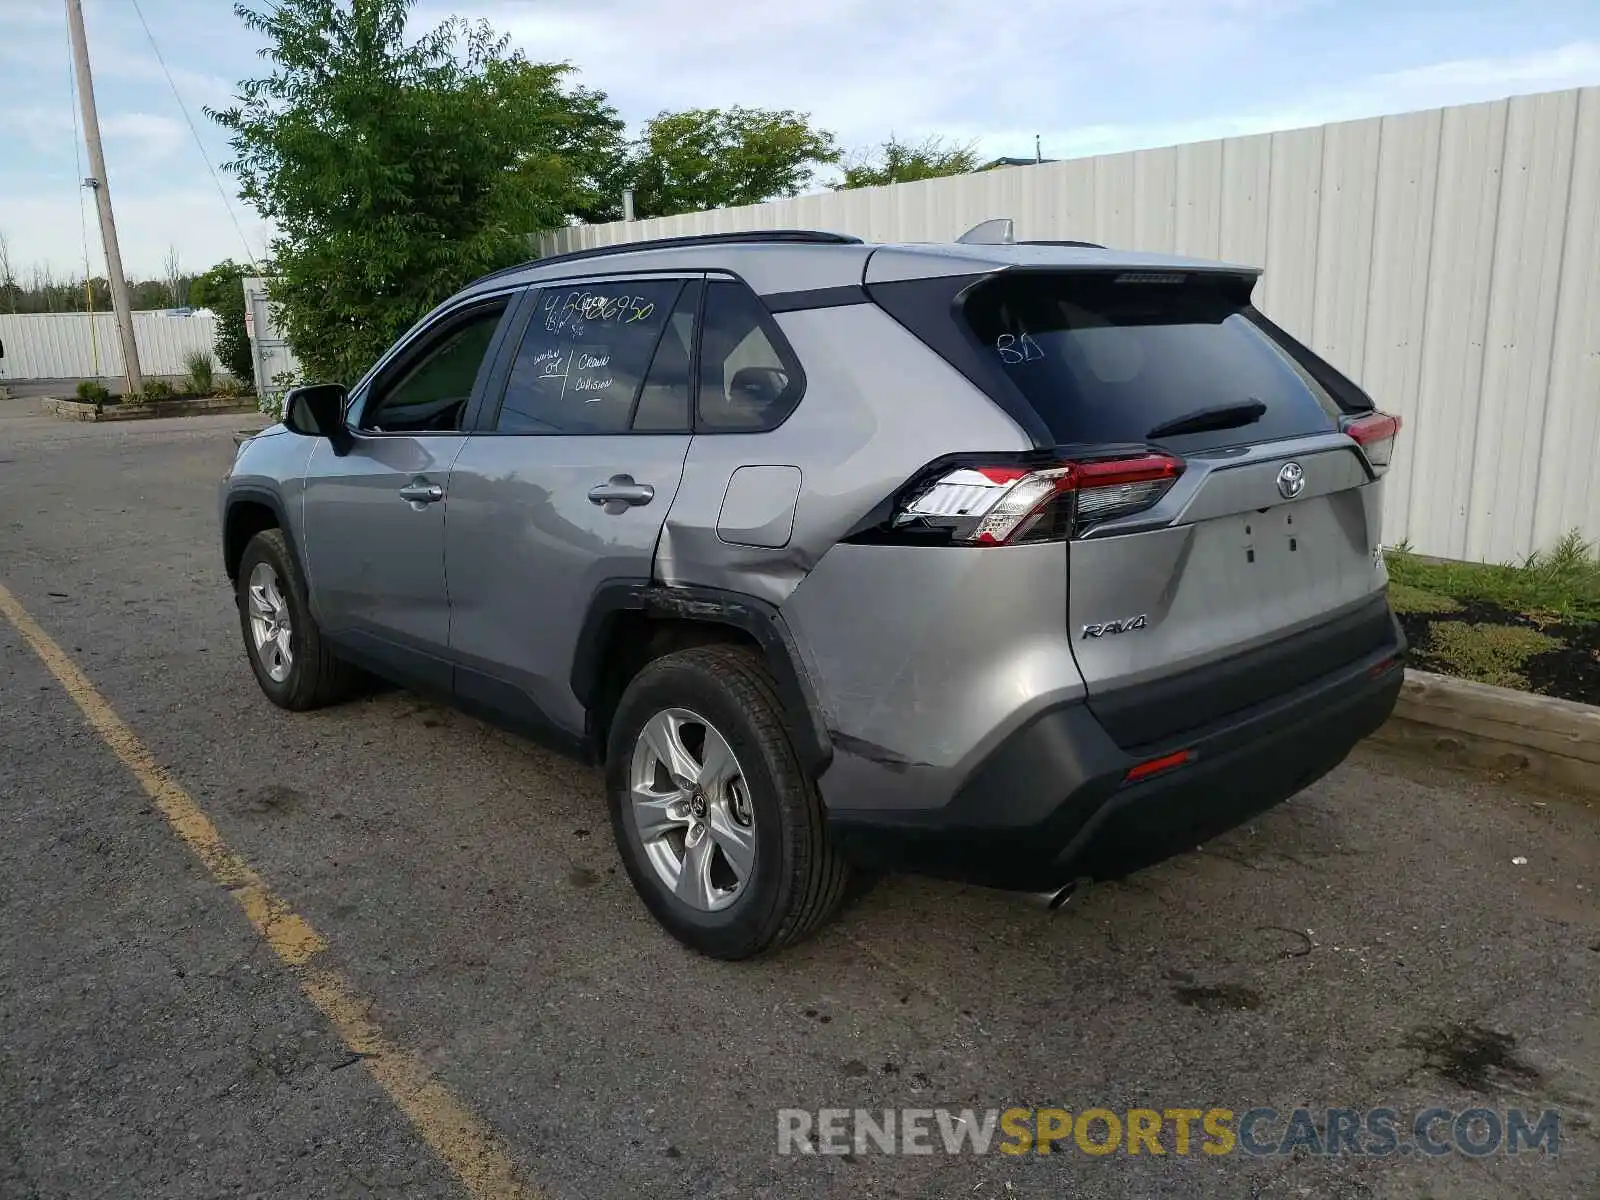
<box><xmin>1342</xmin><ymin>411</ymin><xmax>1402</xmax><ymax>470</ymax></box>
<box><xmin>898</xmin><ymin>452</ymin><xmax>1185</xmax><ymax>546</ymax></box>
<box><xmin>1124</xmin><ymin>749</ymin><xmax>1192</xmax><ymax>783</ymax></box>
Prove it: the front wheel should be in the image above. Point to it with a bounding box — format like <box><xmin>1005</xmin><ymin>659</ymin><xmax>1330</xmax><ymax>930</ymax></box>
<box><xmin>606</xmin><ymin>645</ymin><xmax>850</xmax><ymax>959</ymax></box>
<box><xmin>236</xmin><ymin>528</ymin><xmax>355</xmax><ymax>711</ymax></box>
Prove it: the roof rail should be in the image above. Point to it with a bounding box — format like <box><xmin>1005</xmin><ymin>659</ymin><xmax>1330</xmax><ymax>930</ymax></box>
<box><xmin>1018</xmin><ymin>239</ymin><xmax>1106</xmax><ymax>249</ymax></box>
<box><xmin>471</xmin><ymin>229</ymin><xmax>864</xmax><ymax>287</ymax></box>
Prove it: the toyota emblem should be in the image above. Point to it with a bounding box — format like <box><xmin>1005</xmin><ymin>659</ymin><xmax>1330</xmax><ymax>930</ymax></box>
<box><xmin>1276</xmin><ymin>461</ymin><xmax>1305</xmax><ymax>500</ymax></box>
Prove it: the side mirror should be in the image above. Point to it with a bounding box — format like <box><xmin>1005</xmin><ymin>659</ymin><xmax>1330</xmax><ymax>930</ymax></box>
<box><xmin>283</xmin><ymin>384</ymin><xmax>353</xmax><ymax>456</ymax></box>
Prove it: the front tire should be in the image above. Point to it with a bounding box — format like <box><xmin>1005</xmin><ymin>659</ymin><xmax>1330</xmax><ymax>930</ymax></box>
<box><xmin>236</xmin><ymin>528</ymin><xmax>355</xmax><ymax>711</ymax></box>
<box><xmin>606</xmin><ymin>645</ymin><xmax>850</xmax><ymax>959</ymax></box>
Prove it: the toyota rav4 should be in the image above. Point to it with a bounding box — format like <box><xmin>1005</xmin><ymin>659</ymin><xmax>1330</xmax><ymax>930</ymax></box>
<box><xmin>221</xmin><ymin>226</ymin><xmax>1405</xmax><ymax>958</ymax></box>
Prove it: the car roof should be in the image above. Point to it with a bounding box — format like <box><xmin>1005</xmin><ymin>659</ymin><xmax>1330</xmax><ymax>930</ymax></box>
<box><xmin>458</xmin><ymin>231</ymin><xmax>1260</xmax><ymax>303</ymax></box>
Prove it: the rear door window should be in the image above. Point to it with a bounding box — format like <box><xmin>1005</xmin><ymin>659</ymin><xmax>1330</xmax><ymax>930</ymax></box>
<box><xmin>961</xmin><ymin>272</ymin><xmax>1341</xmax><ymax>451</ymax></box>
<box><xmin>495</xmin><ymin>279</ymin><xmax>685</xmax><ymax>434</ymax></box>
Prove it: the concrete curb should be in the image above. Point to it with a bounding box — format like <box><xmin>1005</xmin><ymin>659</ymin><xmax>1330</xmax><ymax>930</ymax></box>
<box><xmin>41</xmin><ymin>396</ymin><xmax>259</xmax><ymax>422</ymax></box>
<box><xmin>1372</xmin><ymin>668</ymin><xmax>1600</xmax><ymax>794</ymax></box>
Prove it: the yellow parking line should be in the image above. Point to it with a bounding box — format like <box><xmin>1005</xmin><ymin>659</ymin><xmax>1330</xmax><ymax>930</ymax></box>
<box><xmin>0</xmin><ymin>583</ymin><xmax>539</xmax><ymax>1200</ymax></box>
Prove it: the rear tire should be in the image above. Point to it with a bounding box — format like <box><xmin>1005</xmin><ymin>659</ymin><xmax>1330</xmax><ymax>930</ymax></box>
<box><xmin>606</xmin><ymin>645</ymin><xmax>850</xmax><ymax>959</ymax></box>
<box><xmin>236</xmin><ymin>528</ymin><xmax>356</xmax><ymax>711</ymax></box>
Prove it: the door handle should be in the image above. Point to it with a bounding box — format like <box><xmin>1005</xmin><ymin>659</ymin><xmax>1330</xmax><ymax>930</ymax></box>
<box><xmin>398</xmin><ymin>482</ymin><xmax>445</xmax><ymax>504</ymax></box>
<box><xmin>588</xmin><ymin>475</ymin><xmax>655</xmax><ymax>509</ymax></box>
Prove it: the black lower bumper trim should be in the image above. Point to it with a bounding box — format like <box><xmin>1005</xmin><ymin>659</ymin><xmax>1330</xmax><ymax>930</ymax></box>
<box><xmin>826</xmin><ymin>640</ymin><xmax>1403</xmax><ymax>891</ymax></box>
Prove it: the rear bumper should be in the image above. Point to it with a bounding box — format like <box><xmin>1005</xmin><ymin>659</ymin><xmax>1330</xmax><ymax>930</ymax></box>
<box><xmin>826</xmin><ymin>625</ymin><xmax>1404</xmax><ymax>891</ymax></box>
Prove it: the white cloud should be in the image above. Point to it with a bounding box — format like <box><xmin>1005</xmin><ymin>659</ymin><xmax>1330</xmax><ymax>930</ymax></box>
<box><xmin>1351</xmin><ymin>39</ymin><xmax>1600</xmax><ymax>105</ymax></box>
<box><xmin>0</xmin><ymin>186</ymin><xmax>268</xmax><ymax>280</ymax></box>
<box><xmin>100</xmin><ymin>112</ymin><xmax>186</xmax><ymax>163</ymax></box>
<box><xmin>428</xmin><ymin>0</ymin><xmax>1314</xmax><ymax>151</ymax></box>
<box><xmin>93</xmin><ymin>51</ymin><xmax>237</xmax><ymax>114</ymax></box>
<box><xmin>0</xmin><ymin>105</ymin><xmax>76</xmax><ymax>158</ymax></box>
<box><xmin>4</xmin><ymin>0</ymin><xmax>1599</xmax><ymax>280</ymax></box>
<box><xmin>0</xmin><ymin>1</ymin><xmax>64</xmax><ymax>30</ymax></box>
<box><xmin>1000</xmin><ymin>39</ymin><xmax>1600</xmax><ymax>161</ymax></box>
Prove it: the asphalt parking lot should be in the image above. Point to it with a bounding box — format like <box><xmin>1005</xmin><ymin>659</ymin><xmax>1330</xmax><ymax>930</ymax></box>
<box><xmin>2</xmin><ymin>401</ymin><xmax>1597</xmax><ymax>1199</ymax></box>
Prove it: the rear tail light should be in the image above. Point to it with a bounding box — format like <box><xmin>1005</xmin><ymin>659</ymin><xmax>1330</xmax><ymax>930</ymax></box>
<box><xmin>892</xmin><ymin>451</ymin><xmax>1184</xmax><ymax>546</ymax></box>
<box><xmin>1342</xmin><ymin>411</ymin><xmax>1401</xmax><ymax>470</ymax></box>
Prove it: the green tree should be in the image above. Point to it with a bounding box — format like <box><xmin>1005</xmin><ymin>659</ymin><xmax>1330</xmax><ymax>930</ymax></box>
<box><xmin>836</xmin><ymin>135</ymin><xmax>981</xmax><ymax>190</ymax></box>
<box><xmin>209</xmin><ymin>0</ymin><xmax>624</xmax><ymax>383</ymax></box>
<box><xmin>129</xmin><ymin>279</ymin><xmax>173</xmax><ymax>310</ymax></box>
<box><xmin>0</xmin><ymin>232</ymin><xmax>17</xmax><ymax>314</ymax></box>
<box><xmin>610</xmin><ymin>107</ymin><xmax>839</xmax><ymax>221</ymax></box>
<box><xmin>190</xmin><ymin>260</ymin><xmax>255</xmax><ymax>383</ymax></box>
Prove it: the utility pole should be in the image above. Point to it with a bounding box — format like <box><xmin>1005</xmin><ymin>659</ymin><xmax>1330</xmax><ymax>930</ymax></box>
<box><xmin>64</xmin><ymin>0</ymin><xmax>142</xmax><ymax>396</ymax></box>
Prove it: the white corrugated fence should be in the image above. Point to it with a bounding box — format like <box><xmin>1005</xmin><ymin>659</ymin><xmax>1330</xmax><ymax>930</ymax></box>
<box><xmin>541</xmin><ymin>87</ymin><xmax>1600</xmax><ymax>565</ymax></box>
<box><xmin>0</xmin><ymin>310</ymin><xmax>220</xmax><ymax>381</ymax></box>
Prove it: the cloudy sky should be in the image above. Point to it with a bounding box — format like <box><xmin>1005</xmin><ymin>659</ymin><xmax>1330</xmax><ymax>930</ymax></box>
<box><xmin>1</xmin><ymin>0</ymin><xmax>1597</xmax><ymax>280</ymax></box>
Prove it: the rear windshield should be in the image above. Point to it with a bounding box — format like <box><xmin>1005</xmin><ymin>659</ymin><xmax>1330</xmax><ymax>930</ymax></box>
<box><xmin>961</xmin><ymin>272</ymin><xmax>1341</xmax><ymax>450</ymax></box>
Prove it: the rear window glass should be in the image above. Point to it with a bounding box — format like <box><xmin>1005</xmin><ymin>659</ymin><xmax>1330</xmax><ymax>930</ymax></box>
<box><xmin>962</xmin><ymin>273</ymin><xmax>1341</xmax><ymax>449</ymax></box>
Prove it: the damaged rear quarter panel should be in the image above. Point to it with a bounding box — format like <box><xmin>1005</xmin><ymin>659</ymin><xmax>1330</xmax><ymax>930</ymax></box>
<box><xmin>781</xmin><ymin>542</ymin><xmax>1087</xmax><ymax>813</ymax></box>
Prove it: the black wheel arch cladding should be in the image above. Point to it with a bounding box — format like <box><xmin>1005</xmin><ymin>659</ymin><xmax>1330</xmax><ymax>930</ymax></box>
<box><xmin>574</xmin><ymin>580</ymin><xmax>834</xmax><ymax>776</ymax></box>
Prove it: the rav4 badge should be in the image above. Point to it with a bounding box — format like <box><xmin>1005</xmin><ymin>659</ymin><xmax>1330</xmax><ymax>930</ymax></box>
<box><xmin>1081</xmin><ymin>615</ymin><xmax>1149</xmax><ymax>639</ymax></box>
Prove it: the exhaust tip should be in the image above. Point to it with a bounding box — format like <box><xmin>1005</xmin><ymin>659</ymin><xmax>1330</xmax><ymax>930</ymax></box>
<box><xmin>1027</xmin><ymin>880</ymin><xmax>1080</xmax><ymax>911</ymax></box>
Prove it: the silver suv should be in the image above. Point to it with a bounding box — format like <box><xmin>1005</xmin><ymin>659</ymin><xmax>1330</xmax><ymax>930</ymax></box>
<box><xmin>221</xmin><ymin>227</ymin><xmax>1406</xmax><ymax>958</ymax></box>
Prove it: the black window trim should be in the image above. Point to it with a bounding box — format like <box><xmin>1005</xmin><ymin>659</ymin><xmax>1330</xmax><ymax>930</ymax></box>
<box><xmin>763</xmin><ymin>283</ymin><xmax>869</xmax><ymax>313</ymax></box>
<box><xmin>867</xmin><ymin>269</ymin><xmax>1052</xmax><ymax>447</ymax></box>
<box><xmin>628</xmin><ymin>277</ymin><xmax>701</xmax><ymax>432</ymax></box>
<box><xmin>472</xmin><ymin>271</ymin><xmax>705</xmax><ymax>437</ymax></box>
<box><xmin>693</xmin><ymin>271</ymin><xmax>808</xmax><ymax>435</ymax></box>
<box><xmin>347</xmin><ymin>290</ymin><xmax>522</xmax><ymax>438</ymax></box>
<box><xmin>1242</xmin><ymin>307</ymin><xmax>1375</xmax><ymax>415</ymax></box>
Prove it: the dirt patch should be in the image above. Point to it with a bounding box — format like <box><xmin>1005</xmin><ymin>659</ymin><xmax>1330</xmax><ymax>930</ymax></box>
<box><xmin>1403</xmin><ymin>1022</ymin><xmax>1541</xmax><ymax>1094</ymax></box>
<box><xmin>1172</xmin><ymin>983</ymin><xmax>1263</xmax><ymax>1012</ymax></box>
<box><xmin>1396</xmin><ymin>597</ymin><xmax>1600</xmax><ymax>706</ymax></box>
<box><xmin>238</xmin><ymin>784</ymin><xmax>305</xmax><ymax>815</ymax></box>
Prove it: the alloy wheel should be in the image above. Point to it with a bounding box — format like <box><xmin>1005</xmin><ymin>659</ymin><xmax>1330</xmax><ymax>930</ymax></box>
<box><xmin>628</xmin><ymin>707</ymin><xmax>757</xmax><ymax>912</ymax></box>
<box><xmin>246</xmin><ymin>560</ymin><xmax>294</xmax><ymax>683</ymax></box>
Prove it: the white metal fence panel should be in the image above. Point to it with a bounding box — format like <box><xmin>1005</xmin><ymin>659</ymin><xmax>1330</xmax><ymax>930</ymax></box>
<box><xmin>539</xmin><ymin>86</ymin><xmax>1600</xmax><ymax>564</ymax></box>
<box><xmin>242</xmin><ymin>277</ymin><xmax>301</xmax><ymax>400</ymax></box>
<box><xmin>0</xmin><ymin>310</ymin><xmax>220</xmax><ymax>381</ymax></box>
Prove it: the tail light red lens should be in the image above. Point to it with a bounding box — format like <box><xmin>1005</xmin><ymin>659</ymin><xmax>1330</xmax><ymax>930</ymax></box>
<box><xmin>1342</xmin><ymin>411</ymin><xmax>1402</xmax><ymax>470</ymax></box>
<box><xmin>897</xmin><ymin>452</ymin><xmax>1185</xmax><ymax>545</ymax></box>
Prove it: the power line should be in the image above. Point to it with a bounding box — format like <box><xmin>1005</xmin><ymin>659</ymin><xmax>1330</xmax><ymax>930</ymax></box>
<box><xmin>127</xmin><ymin>0</ymin><xmax>259</xmax><ymax>269</ymax></box>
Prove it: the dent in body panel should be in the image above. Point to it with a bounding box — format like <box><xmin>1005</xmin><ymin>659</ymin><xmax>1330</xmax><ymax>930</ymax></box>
<box><xmin>656</xmin><ymin>302</ymin><xmax>1031</xmax><ymax>606</ymax></box>
<box><xmin>783</xmin><ymin>542</ymin><xmax>1086</xmax><ymax>813</ymax></box>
